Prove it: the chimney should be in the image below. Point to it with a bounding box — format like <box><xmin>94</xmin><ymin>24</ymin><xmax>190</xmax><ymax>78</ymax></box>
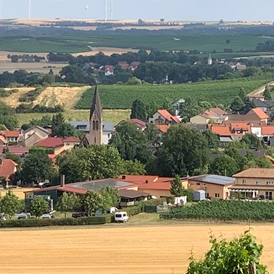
<box><xmin>122</xmin><ymin>175</ymin><xmax>126</xmax><ymax>180</ymax></box>
<box><xmin>60</xmin><ymin>174</ymin><xmax>65</xmax><ymax>187</ymax></box>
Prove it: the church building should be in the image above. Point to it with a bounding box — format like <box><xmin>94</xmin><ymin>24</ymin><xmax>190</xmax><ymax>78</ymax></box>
<box><xmin>80</xmin><ymin>86</ymin><xmax>103</xmax><ymax>146</ymax></box>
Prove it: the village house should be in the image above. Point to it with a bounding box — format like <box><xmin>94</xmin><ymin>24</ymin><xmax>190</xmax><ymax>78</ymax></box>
<box><xmin>149</xmin><ymin>109</ymin><xmax>181</xmax><ymax>125</ymax></box>
<box><xmin>185</xmin><ymin>174</ymin><xmax>235</xmax><ymax>200</ymax></box>
<box><xmin>104</xmin><ymin>65</ymin><xmax>114</xmax><ymax>76</ymax></box>
<box><xmin>253</xmin><ymin>99</ymin><xmax>274</xmax><ymax>113</ymax></box>
<box><xmin>0</xmin><ymin>159</ymin><xmax>18</xmax><ymax>187</ymax></box>
<box><xmin>245</xmin><ymin>108</ymin><xmax>269</xmax><ymax>123</ymax></box>
<box><xmin>34</xmin><ymin>137</ymin><xmax>79</xmax><ymax>155</ymax></box>
<box><xmin>1</xmin><ymin>130</ymin><xmax>20</xmax><ymax>144</ymax></box>
<box><xmin>190</xmin><ymin>108</ymin><xmax>229</xmax><ymax>125</ymax></box>
<box><xmin>117</xmin><ymin>119</ymin><xmax>147</xmax><ymax>131</ymax></box>
<box><xmin>118</xmin><ymin>61</ymin><xmax>130</xmax><ymax>70</ymax></box>
<box><xmin>231</xmin><ymin>168</ymin><xmax>274</xmax><ymax>200</ymax></box>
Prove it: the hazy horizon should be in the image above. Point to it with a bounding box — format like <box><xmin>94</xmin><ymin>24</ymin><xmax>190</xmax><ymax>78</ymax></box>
<box><xmin>0</xmin><ymin>0</ymin><xmax>273</xmax><ymax>22</ymax></box>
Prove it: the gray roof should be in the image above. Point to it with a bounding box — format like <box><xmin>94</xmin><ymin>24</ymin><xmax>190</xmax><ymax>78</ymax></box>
<box><xmin>68</xmin><ymin>121</ymin><xmax>114</xmax><ymax>132</ymax></box>
<box><xmin>188</xmin><ymin>174</ymin><xmax>235</xmax><ymax>185</ymax></box>
<box><xmin>69</xmin><ymin>179</ymin><xmax>134</xmax><ymax>192</ymax></box>
<box><xmin>188</xmin><ymin>124</ymin><xmax>208</xmax><ymax>132</ymax></box>
<box><xmin>253</xmin><ymin>99</ymin><xmax>274</xmax><ymax>108</ymax></box>
<box><xmin>119</xmin><ymin>189</ymin><xmax>150</xmax><ymax>199</ymax></box>
<box><xmin>219</xmin><ymin>136</ymin><xmax>232</xmax><ymax>142</ymax></box>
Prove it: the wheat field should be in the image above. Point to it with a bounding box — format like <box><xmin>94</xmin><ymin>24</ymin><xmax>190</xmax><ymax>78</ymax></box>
<box><xmin>0</xmin><ymin>224</ymin><xmax>274</xmax><ymax>274</ymax></box>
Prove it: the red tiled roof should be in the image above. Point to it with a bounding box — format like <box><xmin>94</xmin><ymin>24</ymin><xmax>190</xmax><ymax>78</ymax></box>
<box><xmin>261</xmin><ymin>126</ymin><xmax>274</xmax><ymax>135</ymax></box>
<box><xmin>155</xmin><ymin>124</ymin><xmax>169</xmax><ymax>133</ymax></box>
<box><xmin>48</xmin><ymin>154</ymin><xmax>57</xmax><ymax>159</ymax></box>
<box><xmin>34</xmin><ymin>137</ymin><xmax>64</xmax><ymax>148</ymax></box>
<box><xmin>0</xmin><ymin>159</ymin><xmax>17</xmax><ymax>180</ymax></box>
<box><xmin>138</xmin><ymin>182</ymin><xmax>171</xmax><ymax>191</ymax></box>
<box><xmin>210</xmin><ymin>125</ymin><xmax>231</xmax><ymax>136</ymax></box>
<box><xmin>157</xmin><ymin>110</ymin><xmax>180</xmax><ymax>123</ymax></box>
<box><xmin>4</xmin><ymin>131</ymin><xmax>19</xmax><ymax>138</ymax></box>
<box><xmin>8</xmin><ymin>146</ymin><xmax>29</xmax><ymax>155</ymax></box>
<box><xmin>128</xmin><ymin>119</ymin><xmax>146</xmax><ymax>128</ymax></box>
<box><xmin>248</xmin><ymin>108</ymin><xmax>269</xmax><ymax>119</ymax></box>
<box><xmin>63</xmin><ymin>137</ymin><xmax>80</xmax><ymax>143</ymax></box>
<box><xmin>230</xmin><ymin>122</ymin><xmax>251</xmax><ymax>132</ymax></box>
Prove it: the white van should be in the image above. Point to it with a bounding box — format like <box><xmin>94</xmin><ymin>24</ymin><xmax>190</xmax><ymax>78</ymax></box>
<box><xmin>114</xmin><ymin>212</ymin><xmax>129</xmax><ymax>223</ymax></box>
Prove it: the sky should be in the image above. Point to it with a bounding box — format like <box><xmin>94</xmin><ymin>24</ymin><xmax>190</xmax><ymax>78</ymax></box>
<box><xmin>0</xmin><ymin>0</ymin><xmax>273</xmax><ymax>22</ymax></box>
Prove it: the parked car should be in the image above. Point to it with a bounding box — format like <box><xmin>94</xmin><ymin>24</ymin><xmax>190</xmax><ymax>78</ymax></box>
<box><xmin>17</xmin><ymin>213</ymin><xmax>31</xmax><ymax>219</ymax></box>
<box><xmin>41</xmin><ymin>213</ymin><xmax>55</xmax><ymax>219</ymax></box>
<box><xmin>72</xmin><ymin>212</ymin><xmax>88</xmax><ymax>218</ymax></box>
<box><xmin>114</xmin><ymin>212</ymin><xmax>129</xmax><ymax>223</ymax></box>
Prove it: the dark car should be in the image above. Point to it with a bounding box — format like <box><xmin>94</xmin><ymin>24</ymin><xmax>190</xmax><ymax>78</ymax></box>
<box><xmin>72</xmin><ymin>212</ymin><xmax>88</xmax><ymax>218</ymax></box>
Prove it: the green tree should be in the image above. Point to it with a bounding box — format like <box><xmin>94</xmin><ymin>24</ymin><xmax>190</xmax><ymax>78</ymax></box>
<box><xmin>170</xmin><ymin>174</ymin><xmax>183</xmax><ymax>197</ymax></box>
<box><xmin>100</xmin><ymin>187</ymin><xmax>120</xmax><ymax>209</ymax></box>
<box><xmin>30</xmin><ymin>196</ymin><xmax>49</xmax><ymax>218</ymax></box>
<box><xmin>109</xmin><ymin>122</ymin><xmax>151</xmax><ymax>164</ymax></box>
<box><xmin>56</xmin><ymin>192</ymin><xmax>81</xmax><ymax>217</ymax></box>
<box><xmin>127</xmin><ymin>76</ymin><xmax>142</xmax><ymax>85</ymax></box>
<box><xmin>4</xmin><ymin>152</ymin><xmax>22</xmax><ymax>167</ymax></box>
<box><xmin>209</xmin><ymin>154</ymin><xmax>238</xmax><ymax>177</ymax></box>
<box><xmin>144</xmin><ymin>124</ymin><xmax>162</xmax><ymax>147</ymax></box>
<box><xmin>52</xmin><ymin>123</ymin><xmax>78</xmax><ymax>138</ymax></box>
<box><xmin>198</xmin><ymin>101</ymin><xmax>212</xmax><ymax>110</ymax></box>
<box><xmin>130</xmin><ymin>99</ymin><xmax>147</xmax><ymax>121</ymax></box>
<box><xmin>187</xmin><ymin>231</ymin><xmax>267</xmax><ymax>273</ymax></box>
<box><xmin>0</xmin><ymin>191</ymin><xmax>20</xmax><ymax>219</ymax></box>
<box><xmin>156</xmin><ymin>125</ymin><xmax>209</xmax><ymax>176</ymax></box>
<box><xmin>256</xmin><ymin>157</ymin><xmax>273</xmax><ymax>168</ymax></box>
<box><xmin>241</xmin><ymin>133</ymin><xmax>264</xmax><ymax>149</ymax></box>
<box><xmin>202</xmin><ymin>130</ymin><xmax>219</xmax><ymax>149</ymax></box>
<box><xmin>82</xmin><ymin>191</ymin><xmax>103</xmax><ymax>216</ymax></box>
<box><xmin>230</xmin><ymin>96</ymin><xmax>244</xmax><ymax>113</ymax></box>
<box><xmin>58</xmin><ymin>146</ymin><xmax>123</xmax><ymax>183</ymax></box>
<box><xmin>20</xmin><ymin>151</ymin><xmax>53</xmax><ymax>184</ymax></box>
<box><xmin>180</xmin><ymin>97</ymin><xmax>201</xmax><ymax>120</ymax></box>
<box><xmin>120</xmin><ymin>160</ymin><xmax>146</xmax><ymax>175</ymax></box>
<box><xmin>226</xmin><ymin>39</ymin><xmax>231</xmax><ymax>44</ymax></box>
<box><xmin>263</xmin><ymin>86</ymin><xmax>272</xmax><ymax>101</ymax></box>
<box><xmin>52</xmin><ymin>113</ymin><xmax>65</xmax><ymax>129</ymax></box>
<box><xmin>0</xmin><ymin>101</ymin><xmax>18</xmax><ymax>129</ymax></box>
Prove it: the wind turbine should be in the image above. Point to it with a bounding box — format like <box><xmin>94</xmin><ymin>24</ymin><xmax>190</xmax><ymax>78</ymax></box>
<box><xmin>105</xmin><ymin>0</ymin><xmax>107</xmax><ymax>22</ymax></box>
<box><xmin>85</xmin><ymin>4</ymin><xmax>88</xmax><ymax>20</ymax></box>
<box><xmin>110</xmin><ymin>0</ymin><xmax>113</xmax><ymax>20</ymax></box>
<box><xmin>28</xmin><ymin>0</ymin><xmax>32</xmax><ymax>19</ymax></box>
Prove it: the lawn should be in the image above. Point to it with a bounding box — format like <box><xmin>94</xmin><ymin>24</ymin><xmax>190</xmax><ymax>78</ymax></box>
<box><xmin>0</xmin><ymin>34</ymin><xmax>273</xmax><ymax>54</ymax></box>
<box><xmin>76</xmin><ymin>78</ymin><xmax>272</xmax><ymax>109</ymax></box>
<box><xmin>15</xmin><ymin>109</ymin><xmax>130</xmax><ymax>126</ymax></box>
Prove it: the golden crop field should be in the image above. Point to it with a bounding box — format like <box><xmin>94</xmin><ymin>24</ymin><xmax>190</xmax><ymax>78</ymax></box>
<box><xmin>0</xmin><ymin>224</ymin><xmax>274</xmax><ymax>274</ymax></box>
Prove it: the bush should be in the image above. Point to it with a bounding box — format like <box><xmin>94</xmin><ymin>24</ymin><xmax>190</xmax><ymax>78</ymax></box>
<box><xmin>0</xmin><ymin>216</ymin><xmax>107</xmax><ymax>228</ymax></box>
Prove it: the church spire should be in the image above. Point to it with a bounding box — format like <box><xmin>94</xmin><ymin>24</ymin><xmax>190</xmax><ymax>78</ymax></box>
<box><xmin>90</xmin><ymin>85</ymin><xmax>102</xmax><ymax>121</ymax></box>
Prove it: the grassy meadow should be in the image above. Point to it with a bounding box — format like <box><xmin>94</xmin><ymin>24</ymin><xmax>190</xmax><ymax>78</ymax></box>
<box><xmin>0</xmin><ymin>34</ymin><xmax>273</xmax><ymax>54</ymax></box>
<box><xmin>15</xmin><ymin>109</ymin><xmax>130</xmax><ymax>126</ymax></box>
<box><xmin>76</xmin><ymin>78</ymin><xmax>272</xmax><ymax>109</ymax></box>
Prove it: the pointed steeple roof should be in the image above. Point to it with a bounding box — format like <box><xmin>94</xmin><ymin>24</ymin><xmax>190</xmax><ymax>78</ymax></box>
<box><xmin>90</xmin><ymin>85</ymin><xmax>102</xmax><ymax>121</ymax></box>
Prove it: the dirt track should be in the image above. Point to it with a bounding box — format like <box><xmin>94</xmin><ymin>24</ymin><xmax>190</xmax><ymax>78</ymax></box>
<box><xmin>0</xmin><ymin>224</ymin><xmax>274</xmax><ymax>274</ymax></box>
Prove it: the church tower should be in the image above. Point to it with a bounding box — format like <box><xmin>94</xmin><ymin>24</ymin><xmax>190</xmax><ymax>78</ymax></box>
<box><xmin>89</xmin><ymin>85</ymin><xmax>103</xmax><ymax>144</ymax></box>
<box><xmin>80</xmin><ymin>86</ymin><xmax>103</xmax><ymax>147</ymax></box>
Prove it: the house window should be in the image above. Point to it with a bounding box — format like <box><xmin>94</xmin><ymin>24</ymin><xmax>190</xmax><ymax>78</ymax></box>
<box><xmin>196</xmin><ymin>183</ymin><xmax>200</xmax><ymax>186</ymax></box>
<box><xmin>215</xmin><ymin>193</ymin><xmax>220</xmax><ymax>198</ymax></box>
<box><xmin>93</xmin><ymin>121</ymin><xmax>96</xmax><ymax>130</ymax></box>
<box><xmin>108</xmin><ymin>133</ymin><xmax>111</xmax><ymax>138</ymax></box>
<box><xmin>266</xmin><ymin>191</ymin><xmax>273</xmax><ymax>200</ymax></box>
<box><xmin>96</xmin><ymin>121</ymin><xmax>99</xmax><ymax>131</ymax></box>
<box><xmin>242</xmin><ymin>180</ymin><xmax>246</xmax><ymax>184</ymax></box>
<box><xmin>266</xmin><ymin>181</ymin><xmax>274</xmax><ymax>185</ymax></box>
<box><xmin>94</xmin><ymin>137</ymin><xmax>96</xmax><ymax>144</ymax></box>
<box><xmin>206</xmin><ymin>193</ymin><xmax>210</xmax><ymax>198</ymax></box>
<box><xmin>256</xmin><ymin>181</ymin><xmax>260</xmax><ymax>185</ymax></box>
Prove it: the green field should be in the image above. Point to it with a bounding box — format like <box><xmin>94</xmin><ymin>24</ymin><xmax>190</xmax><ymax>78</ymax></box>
<box><xmin>0</xmin><ymin>34</ymin><xmax>273</xmax><ymax>54</ymax></box>
<box><xmin>15</xmin><ymin>109</ymin><xmax>130</xmax><ymax>126</ymax></box>
<box><xmin>76</xmin><ymin>79</ymin><xmax>271</xmax><ymax>109</ymax></box>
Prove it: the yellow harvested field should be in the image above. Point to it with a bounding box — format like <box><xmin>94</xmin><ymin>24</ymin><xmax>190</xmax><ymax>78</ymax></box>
<box><xmin>0</xmin><ymin>224</ymin><xmax>274</xmax><ymax>273</ymax></box>
<box><xmin>2</xmin><ymin>87</ymin><xmax>35</xmax><ymax>107</ymax></box>
<box><xmin>0</xmin><ymin>187</ymin><xmax>33</xmax><ymax>200</ymax></box>
<box><xmin>73</xmin><ymin>47</ymin><xmax>138</xmax><ymax>57</ymax></box>
<box><xmin>33</xmin><ymin>86</ymin><xmax>91</xmax><ymax>109</ymax></box>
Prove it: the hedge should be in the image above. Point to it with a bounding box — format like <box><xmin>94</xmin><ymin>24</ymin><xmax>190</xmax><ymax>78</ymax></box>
<box><xmin>0</xmin><ymin>216</ymin><xmax>106</xmax><ymax>228</ymax></box>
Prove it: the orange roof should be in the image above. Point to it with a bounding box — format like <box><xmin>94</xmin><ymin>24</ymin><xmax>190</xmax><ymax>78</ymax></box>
<box><xmin>48</xmin><ymin>154</ymin><xmax>57</xmax><ymax>159</ymax></box>
<box><xmin>233</xmin><ymin>168</ymin><xmax>274</xmax><ymax>178</ymax></box>
<box><xmin>248</xmin><ymin>108</ymin><xmax>269</xmax><ymax>119</ymax></box>
<box><xmin>261</xmin><ymin>126</ymin><xmax>274</xmax><ymax>135</ymax></box>
<box><xmin>230</xmin><ymin>122</ymin><xmax>251</xmax><ymax>132</ymax></box>
<box><xmin>118</xmin><ymin>175</ymin><xmax>159</xmax><ymax>185</ymax></box>
<box><xmin>138</xmin><ymin>182</ymin><xmax>171</xmax><ymax>191</ymax></box>
<box><xmin>157</xmin><ymin>110</ymin><xmax>180</xmax><ymax>123</ymax></box>
<box><xmin>0</xmin><ymin>159</ymin><xmax>17</xmax><ymax>180</ymax></box>
<box><xmin>4</xmin><ymin>130</ymin><xmax>19</xmax><ymax>138</ymax></box>
<box><xmin>63</xmin><ymin>137</ymin><xmax>80</xmax><ymax>143</ymax></box>
<box><xmin>210</xmin><ymin>125</ymin><xmax>231</xmax><ymax>136</ymax></box>
<box><xmin>155</xmin><ymin>124</ymin><xmax>169</xmax><ymax>133</ymax></box>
